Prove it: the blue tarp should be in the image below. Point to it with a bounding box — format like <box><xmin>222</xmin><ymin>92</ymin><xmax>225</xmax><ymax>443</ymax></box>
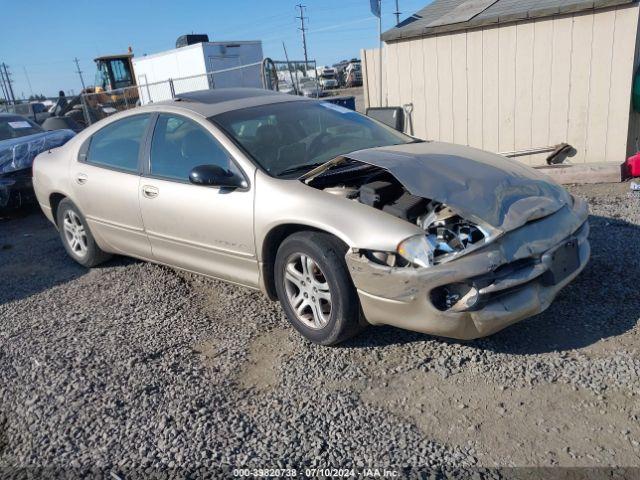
<box><xmin>0</xmin><ymin>129</ymin><xmax>75</xmax><ymax>175</ymax></box>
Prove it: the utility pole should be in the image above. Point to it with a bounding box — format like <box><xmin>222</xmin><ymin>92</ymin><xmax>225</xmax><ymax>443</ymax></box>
<box><xmin>0</xmin><ymin>64</ymin><xmax>8</xmax><ymax>103</ymax></box>
<box><xmin>0</xmin><ymin>68</ymin><xmax>7</xmax><ymax>103</ymax></box>
<box><xmin>74</xmin><ymin>57</ymin><xmax>86</xmax><ymax>91</ymax></box>
<box><xmin>0</xmin><ymin>73</ymin><xmax>8</xmax><ymax>104</ymax></box>
<box><xmin>282</xmin><ymin>42</ymin><xmax>299</xmax><ymax>93</ymax></box>
<box><xmin>296</xmin><ymin>4</ymin><xmax>309</xmax><ymax>74</ymax></box>
<box><xmin>5</xmin><ymin>64</ymin><xmax>16</xmax><ymax>103</ymax></box>
<box><xmin>1</xmin><ymin>63</ymin><xmax>15</xmax><ymax>104</ymax></box>
<box><xmin>394</xmin><ymin>0</ymin><xmax>401</xmax><ymax>25</ymax></box>
<box><xmin>23</xmin><ymin>66</ymin><xmax>34</xmax><ymax>98</ymax></box>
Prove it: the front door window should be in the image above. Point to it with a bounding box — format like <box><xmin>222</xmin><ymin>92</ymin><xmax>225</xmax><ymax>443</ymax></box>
<box><xmin>149</xmin><ymin>114</ymin><xmax>240</xmax><ymax>181</ymax></box>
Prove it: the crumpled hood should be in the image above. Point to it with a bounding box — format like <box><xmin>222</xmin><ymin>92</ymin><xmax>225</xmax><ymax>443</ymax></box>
<box><xmin>345</xmin><ymin>141</ymin><xmax>572</xmax><ymax>231</ymax></box>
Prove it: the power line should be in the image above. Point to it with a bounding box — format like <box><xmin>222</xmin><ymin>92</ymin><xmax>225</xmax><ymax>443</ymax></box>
<box><xmin>308</xmin><ymin>17</ymin><xmax>375</xmax><ymax>34</ymax></box>
<box><xmin>23</xmin><ymin>66</ymin><xmax>34</xmax><ymax>97</ymax></box>
<box><xmin>74</xmin><ymin>57</ymin><xmax>86</xmax><ymax>91</ymax></box>
<box><xmin>296</xmin><ymin>4</ymin><xmax>310</xmax><ymax>70</ymax></box>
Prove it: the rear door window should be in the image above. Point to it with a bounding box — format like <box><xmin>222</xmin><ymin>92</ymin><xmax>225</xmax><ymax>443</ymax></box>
<box><xmin>86</xmin><ymin>114</ymin><xmax>150</xmax><ymax>173</ymax></box>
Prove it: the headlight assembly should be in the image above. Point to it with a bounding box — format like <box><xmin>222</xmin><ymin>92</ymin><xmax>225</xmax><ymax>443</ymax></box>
<box><xmin>397</xmin><ymin>234</ymin><xmax>435</xmax><ymax>268</ymax></box>
<box><xmin>398</xmin><ymin>205</ymin><xmax>501</xmax><ymax>268</ymax></box>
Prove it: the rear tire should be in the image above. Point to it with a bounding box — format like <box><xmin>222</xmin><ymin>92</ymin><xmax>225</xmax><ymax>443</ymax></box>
<box><xmin>274</xmin><ymin>231</ymin><xmax>364</xmax><ymax>345</ymax></box>
<box><xmin>56</xmin><ymin>198</ymin><xmax>111</xmax><ymax>267</ymax></box>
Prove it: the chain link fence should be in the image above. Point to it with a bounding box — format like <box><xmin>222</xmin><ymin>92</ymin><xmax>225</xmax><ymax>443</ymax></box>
<box><xmin>78</xmin><ymin>59</ymin><xmax>325</xmax><ymax>126</ymax></box>
<box><xmin>79</xmin><ymin>87</ymin><xmax>140</xmax><ymax>125</ymax></box>
<box><xmin>265</xmin><ymin>60</ymin><xmax>317</xmax><ymax>94</ymax></box>
<box><xmin>80</xmin><ymin>61</ymin><xmax>267</xmax><ymax>126</ymax></box>
<box><xmin>2</xmin><ymin>58</ymin><xmax>356</xmax><ymax>129</ymax></box>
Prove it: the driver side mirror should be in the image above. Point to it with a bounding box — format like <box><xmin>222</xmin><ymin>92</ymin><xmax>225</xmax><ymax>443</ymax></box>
<box><xmin>189</xmin><ymin>164</ymin><xmax>247</xmax><ymax>189</ymax></box>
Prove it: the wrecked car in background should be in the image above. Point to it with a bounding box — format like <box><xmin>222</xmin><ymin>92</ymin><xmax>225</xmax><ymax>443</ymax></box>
<box><xmin>1</xmin><ymin>114</ymin><xmax>75</xmax><ymax>212</ymax></box>
<box><xmin>32</xmin><ymin>89</ymin><xmax>589</xmax><ymax>345</ymax></box>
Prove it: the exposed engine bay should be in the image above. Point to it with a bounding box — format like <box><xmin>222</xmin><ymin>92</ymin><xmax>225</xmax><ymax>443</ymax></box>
<box><xmin>307</xmin><ymin>160</ymin><xmax>489</xmax><ymax>266</ymax></box>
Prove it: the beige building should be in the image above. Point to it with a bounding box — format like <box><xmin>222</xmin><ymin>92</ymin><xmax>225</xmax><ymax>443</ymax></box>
<box><xmin>362</xmin><ymin>0</ymin><xmax>640</xmax><ymax>166</ymax></box>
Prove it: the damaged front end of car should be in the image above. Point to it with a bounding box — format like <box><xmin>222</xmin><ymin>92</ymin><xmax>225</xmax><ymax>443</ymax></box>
<box><xmin>303</xmin><ymin>142</ymin><xmax>590</xmax><ymax>339</ymax></box>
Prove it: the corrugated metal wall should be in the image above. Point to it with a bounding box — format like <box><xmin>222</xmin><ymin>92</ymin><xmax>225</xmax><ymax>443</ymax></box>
<box><xmin>362</xmin><ymin>4</ymin><xmax>639</xmax><ymax>165</ymax></box>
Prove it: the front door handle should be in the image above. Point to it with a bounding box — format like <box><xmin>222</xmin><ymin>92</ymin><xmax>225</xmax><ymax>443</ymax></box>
<box><xmin>75</xmin><ymin>173</ymin><xmax>88</xmax><ymax>185</ymax></box>
<box><xmin>142</xmin><ymin>185</ymin><xmax>159</xmax><ymax>199</ymax></box>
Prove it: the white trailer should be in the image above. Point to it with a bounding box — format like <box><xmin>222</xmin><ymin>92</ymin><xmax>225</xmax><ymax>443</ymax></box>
<box><xmin>132</xmin><ymin>41</ymin><xmax>263</xmax><ymax>104</ymax></box>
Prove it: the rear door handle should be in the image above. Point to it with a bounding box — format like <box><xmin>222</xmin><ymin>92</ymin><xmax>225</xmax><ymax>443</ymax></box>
<box><xmin>75</xmin><ymin>173</ymin><xmax>88</xmax><ymax>185</ymax></box>
<box><xmin>142</xmin><ymin>185</ymin><xmax>159</xmax><ymax>199</ymax></box>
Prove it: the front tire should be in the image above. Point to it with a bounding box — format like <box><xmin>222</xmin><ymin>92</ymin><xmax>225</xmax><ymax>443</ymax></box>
<box><xmin>274</xmin><ymin>231</ymin><xmax>364</xmax><ymax>345</ymax></box>
<box><xmin>56</xmin><ymin>198</ymin><xmax>111</xmax><ymax>267</ymax></box>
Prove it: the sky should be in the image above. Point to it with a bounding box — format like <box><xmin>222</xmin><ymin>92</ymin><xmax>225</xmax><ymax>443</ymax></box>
<box><xmin>0</xmin><ymin>0</ymin><xmax>428</xmax><ymax>98</ymax></box>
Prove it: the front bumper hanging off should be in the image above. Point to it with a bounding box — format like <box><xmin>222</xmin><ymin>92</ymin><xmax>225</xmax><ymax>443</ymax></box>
<box><xmin>346</xmin><ymin>198</ymin><xmax>590</xmax><ymax>340</ymax></box>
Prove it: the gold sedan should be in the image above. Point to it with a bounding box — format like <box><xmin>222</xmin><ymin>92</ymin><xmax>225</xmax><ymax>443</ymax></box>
<box><xmin>33</xmin><ymin>89</ymin><xmax>589</xmax><ymax>345</ymax></box>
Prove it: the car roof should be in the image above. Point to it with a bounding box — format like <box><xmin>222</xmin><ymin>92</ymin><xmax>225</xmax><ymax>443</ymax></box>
<box><xmin>145</xmin><ymin>88</ymin><xmax>311</xmax><ymax>118</ymax></box>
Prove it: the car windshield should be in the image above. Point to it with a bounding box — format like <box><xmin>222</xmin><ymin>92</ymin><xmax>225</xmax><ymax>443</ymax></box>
<box><xmin>212</xmin><ymin>101</ymin><xmax>414</xmax><ymax>177</ymax></box>
<box><xmin>0</xmin><ymin>116</ymin><xmax>44</xmax><ymax>141</ymax></box>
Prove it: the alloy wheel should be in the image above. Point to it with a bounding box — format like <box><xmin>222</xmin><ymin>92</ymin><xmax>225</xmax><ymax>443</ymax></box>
<box><xmin>283</xmin><ymin>253</ymin><xmax>332</xmax><ymax>329</ymax></box>
<box><xmin>62</xmin><ymin>210</ymin><xmax>88</xmax><ymax>258</ymax></box>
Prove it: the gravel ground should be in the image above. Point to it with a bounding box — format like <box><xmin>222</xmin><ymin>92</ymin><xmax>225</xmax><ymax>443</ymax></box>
<box><xmin>0</xmin><ymin>182</ymin><xmax>639</xmax><ymax>476</ymax></box>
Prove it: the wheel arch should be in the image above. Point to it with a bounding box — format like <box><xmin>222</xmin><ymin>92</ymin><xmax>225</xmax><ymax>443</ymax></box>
<box><xmin>260</xmin><ymin>223</ymin><xmax>350</xmax><ymax>301</ymax></box>
<box><xmin>49</xmin><ymin>192</ymin><xmax>67</xmax><ymax>225</ymax></box>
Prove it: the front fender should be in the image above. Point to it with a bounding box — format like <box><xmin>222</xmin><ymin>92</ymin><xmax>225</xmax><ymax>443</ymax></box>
<box><xmin>253</xmin><ymin>171</ymin><xmax>422</xmax><ymax>261</ymax></box>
